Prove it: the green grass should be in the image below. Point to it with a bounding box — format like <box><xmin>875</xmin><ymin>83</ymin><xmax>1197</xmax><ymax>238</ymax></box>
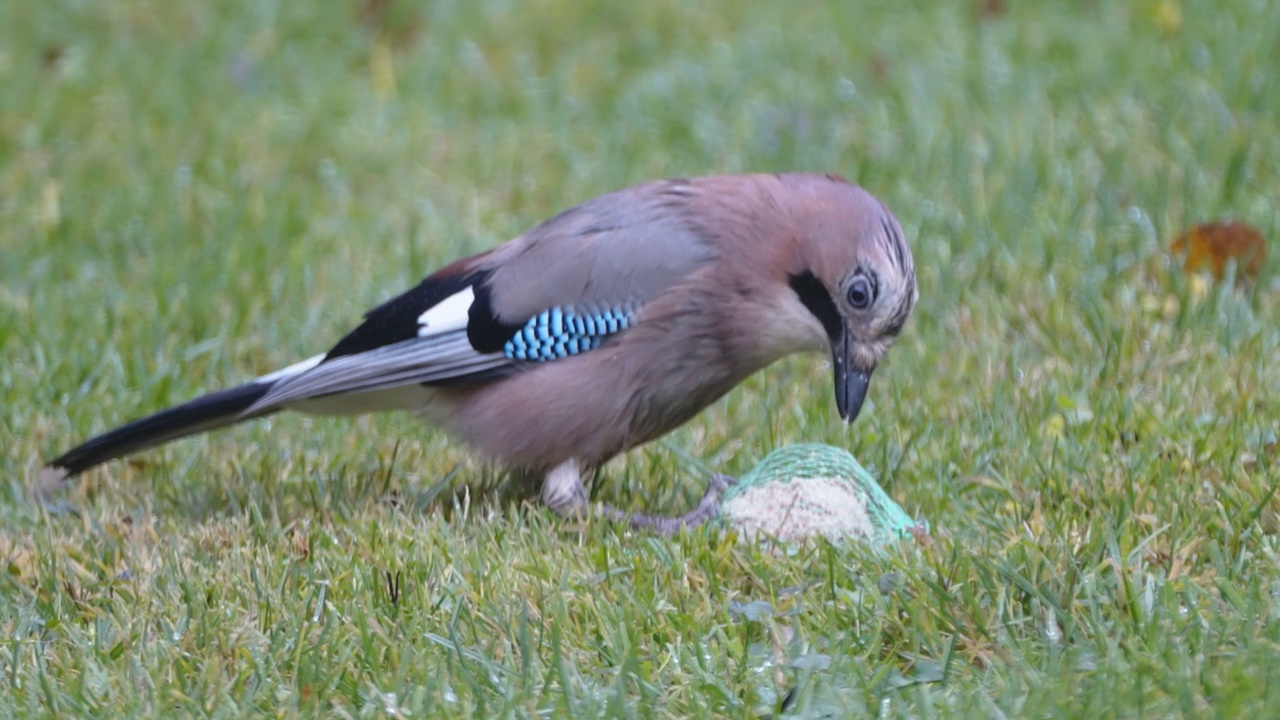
<box><xmin>4</xmin><ymin>0</ymin><xmax>1280</xmax><ymax>716</ymax></box>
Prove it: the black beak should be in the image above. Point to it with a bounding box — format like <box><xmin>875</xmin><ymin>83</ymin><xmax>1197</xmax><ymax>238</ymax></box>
<box><xmin>832</xmin><ymin>330</ymin><xmax>873</xmax><ymax>423</ymax></box>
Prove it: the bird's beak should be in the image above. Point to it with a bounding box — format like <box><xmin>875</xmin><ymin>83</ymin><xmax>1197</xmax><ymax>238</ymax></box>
<box><xmin>832</xmin><ymin>328</ymin><xmax>874</xmax><ymax>423</ymax></box>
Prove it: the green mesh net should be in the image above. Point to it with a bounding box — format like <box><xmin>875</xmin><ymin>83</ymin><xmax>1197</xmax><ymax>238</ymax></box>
<box><xmin>719</xmin><ymin>443</ymin><xmax>921</xmax><ymax>545</ymax></box>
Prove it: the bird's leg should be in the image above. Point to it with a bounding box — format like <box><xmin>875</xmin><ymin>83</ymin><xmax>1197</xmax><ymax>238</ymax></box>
<box><xmin>540</xmin><ymin>458</ymin><xmax>592</xmax><ymax>517</ymax></box>
<box><xmin>540</xmin><ymin>459</ymin><xmax>737</xmax><ymax>535</ymax></box>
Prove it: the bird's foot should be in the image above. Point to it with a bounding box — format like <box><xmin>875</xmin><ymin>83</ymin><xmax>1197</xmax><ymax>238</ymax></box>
<box><xmin>540</xmin><ymin>459</ymin><xmax>737</xmax><ymax>535</ymax></box>
<box><xmin>597</xmin><ymin>473</ymin><xmax>738</xmax><ymax>535</ymax></box>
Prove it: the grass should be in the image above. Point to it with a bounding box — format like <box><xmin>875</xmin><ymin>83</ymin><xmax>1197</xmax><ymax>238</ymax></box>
<box><xmin>3</xmin><ymin>0</ymin><xmax>1280</xmax><ymax>716</ymax></box>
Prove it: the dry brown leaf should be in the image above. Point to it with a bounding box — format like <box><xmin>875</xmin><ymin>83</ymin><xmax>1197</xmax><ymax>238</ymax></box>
<box><xmin>975</xmin><ymin>0</ymin><xmax>1006</xmax><ymax>21</ymax></box>
<box><xmin>1170</xmin><ymin>221</ymin><xmax>1267</xmax><ymax>282</ymax></box>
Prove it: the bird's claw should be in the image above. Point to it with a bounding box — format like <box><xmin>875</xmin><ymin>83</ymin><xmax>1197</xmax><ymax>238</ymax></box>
<box><xmin>598</xmin><ymin>473</ymin><xmax>739</xmax><ymax>536</ymax></box>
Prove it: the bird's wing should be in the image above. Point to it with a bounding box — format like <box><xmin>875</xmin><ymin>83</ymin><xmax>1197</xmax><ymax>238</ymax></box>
<box><xmin>245</xmin><ymin>180</ymin><xmax>719</xmax><ymax>413</ymax></box>
<box><xmin>479</xmin><ymin>179</ymin><xmax>719</xmax><ymax>321</ymax></box>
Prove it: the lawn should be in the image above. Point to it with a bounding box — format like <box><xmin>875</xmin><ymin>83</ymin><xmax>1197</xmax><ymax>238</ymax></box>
<box><xmin>3</xmin><ymin>0</ymin><xmax>1280</xmax><ymax>716</ymax></box>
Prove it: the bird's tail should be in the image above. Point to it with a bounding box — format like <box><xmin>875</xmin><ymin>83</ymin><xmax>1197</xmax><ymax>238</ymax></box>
<box><xmin>40</xmin><ymin>382</ymin><xmax>279</xmax><ymax>486</ymax></box>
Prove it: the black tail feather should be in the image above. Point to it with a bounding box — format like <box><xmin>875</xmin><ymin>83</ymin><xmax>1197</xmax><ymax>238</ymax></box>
<box><xmin>43</xmin><ymin>382</ymin><xmax>279</xmax><ymax>479</ymax></box>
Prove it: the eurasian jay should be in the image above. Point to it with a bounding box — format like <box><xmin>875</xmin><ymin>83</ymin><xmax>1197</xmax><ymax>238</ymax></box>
<box><xmin>40</xmin><ymin>172</ymin><xmax>918</xmax><ymax>532</ymax></box>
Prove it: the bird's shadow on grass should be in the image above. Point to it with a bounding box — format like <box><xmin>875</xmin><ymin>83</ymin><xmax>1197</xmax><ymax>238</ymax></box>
<box><xmin>20</xmin><ymin>456</ymin><xmax>484</xmax><ymax>529</ymax></box>
<box><xmin>19</xmin><ymin>437</ymin><xmax>728</xmax><ymax>531</ymax></box>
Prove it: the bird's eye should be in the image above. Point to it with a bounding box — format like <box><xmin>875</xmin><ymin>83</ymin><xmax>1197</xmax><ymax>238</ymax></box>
<box><xmin>846</xmin><ymin>275</ymin><xmax>875</xmax><ymax>310</ymax></box>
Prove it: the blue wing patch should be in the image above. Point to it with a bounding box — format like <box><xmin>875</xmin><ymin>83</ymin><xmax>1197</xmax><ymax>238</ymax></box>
<box><xmin>504</xmin><ymin>304</ymin><xmax>637</xmax><ymax>361</ymax></box>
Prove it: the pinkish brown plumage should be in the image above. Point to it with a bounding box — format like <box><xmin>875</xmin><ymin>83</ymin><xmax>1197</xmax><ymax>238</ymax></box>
<box><xmin>41</xmin><ymin>173</ymin><xmax>917</xmax><ymax>532</ymax></box>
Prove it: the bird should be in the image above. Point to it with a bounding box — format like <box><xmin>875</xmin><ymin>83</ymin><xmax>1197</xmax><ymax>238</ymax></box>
<box><xmin>39</xmin><ymin>172</ymin><xmax>918</xmax><ymax>533</ymax></box>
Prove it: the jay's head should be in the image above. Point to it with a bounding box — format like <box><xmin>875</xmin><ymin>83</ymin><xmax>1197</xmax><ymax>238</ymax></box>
<box><xmin>782</xmin><ymin>179</ymin><xmax>918</xmax><ymax>424</ymax></box>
